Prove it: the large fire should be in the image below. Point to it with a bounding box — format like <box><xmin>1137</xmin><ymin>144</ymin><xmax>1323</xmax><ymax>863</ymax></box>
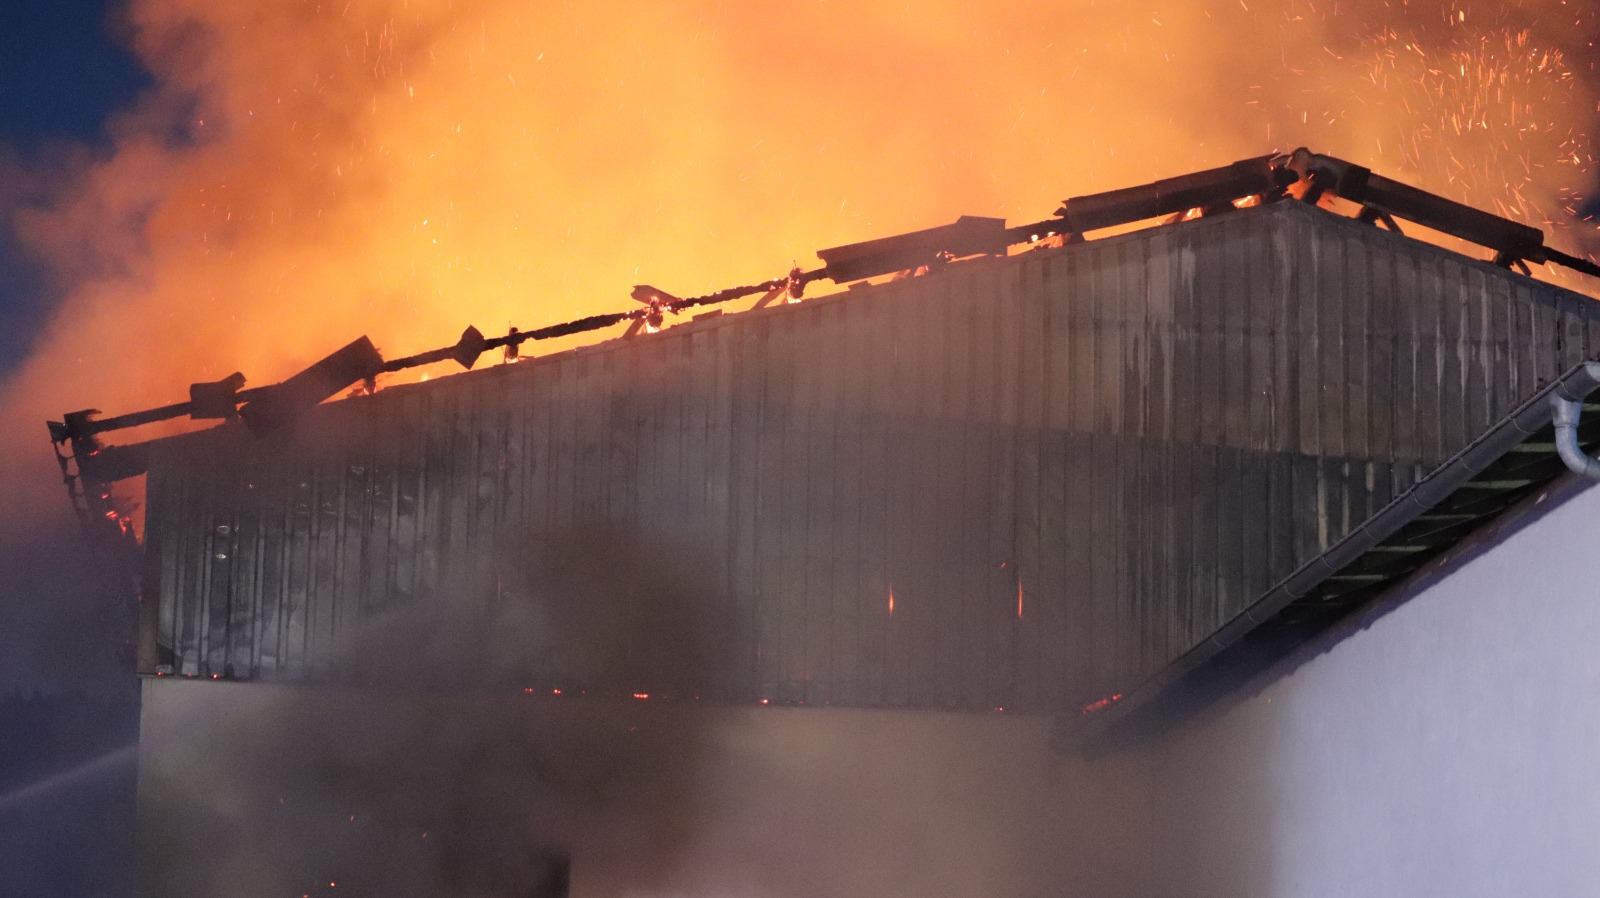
<box><xmin>1</xmin><ymin>0</ymin><xmax>1596</xmax><ymax>525</ymax></box>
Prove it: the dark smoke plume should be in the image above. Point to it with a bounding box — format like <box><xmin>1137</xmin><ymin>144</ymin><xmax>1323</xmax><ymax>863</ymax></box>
<box><xmin>137</xmin><ymin>523</ymin><xmax>740</xmax><ymax>897</ymax></box>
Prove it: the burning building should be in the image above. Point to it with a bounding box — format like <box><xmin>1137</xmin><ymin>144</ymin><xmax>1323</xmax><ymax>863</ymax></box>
<box><xmin>54</xmin><ymin>151</ymin><xmax>1600</xmax><ymax>896</ymax></box>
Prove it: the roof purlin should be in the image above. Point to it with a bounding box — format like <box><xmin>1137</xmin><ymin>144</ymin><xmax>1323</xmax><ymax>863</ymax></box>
<box><xmin>1073</xmin><ymin>359</ymin><xmax>1600</xmax><ymax>750</ymax></box>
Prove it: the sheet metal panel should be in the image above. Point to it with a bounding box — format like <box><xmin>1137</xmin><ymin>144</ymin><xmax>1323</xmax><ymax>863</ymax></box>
<box><xmin>142</xmin><ymin>201</ymin><xmax>1600</xmax><ymax>710</ymax></box>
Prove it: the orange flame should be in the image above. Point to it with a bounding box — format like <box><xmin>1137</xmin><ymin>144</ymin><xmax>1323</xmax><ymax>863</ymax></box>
<box><xmin>3</xmin><ymin>0</ymin><xmax>1595</xmax><ymax>565</ymax></box>
<box><xmin>11</xmin><ymin>2</ymin><xmax>1591</xmax><ymax>429</ymax></box>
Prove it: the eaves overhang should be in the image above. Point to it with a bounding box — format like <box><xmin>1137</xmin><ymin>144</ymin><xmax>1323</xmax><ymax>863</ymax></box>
<box><xmin>1073</xmin><ymin>358</ymin><xmax>1600</xmax><ymax>751</ymax></box>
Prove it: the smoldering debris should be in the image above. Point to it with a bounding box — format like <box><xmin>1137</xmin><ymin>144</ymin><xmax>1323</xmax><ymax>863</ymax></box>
<box><xmin>137</xmin><ymin>523</ymin><xmax>740</xmax><ymax>898</ymax></box>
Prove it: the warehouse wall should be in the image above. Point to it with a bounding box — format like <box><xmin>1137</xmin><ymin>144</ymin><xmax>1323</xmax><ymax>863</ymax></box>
<box><xmin>140</xmin><ymin>200</ymin><xmax>1600</xmax><ymax>710</ymax></box>
<box><xmin>1153</xmin><ymin>476</ymin><xmax>1600</xmax><ymax>897</ymax></box>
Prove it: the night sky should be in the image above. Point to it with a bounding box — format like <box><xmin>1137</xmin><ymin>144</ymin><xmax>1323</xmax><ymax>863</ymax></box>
<box><xmin>0</xmin><ymin>0</ymin><xmax>150</xmax><ymax>381</ymax></box>
<box><xmin>0</xmin><ymin>3</ymin><xmax>148</xmax><ymax>143</ymax></box>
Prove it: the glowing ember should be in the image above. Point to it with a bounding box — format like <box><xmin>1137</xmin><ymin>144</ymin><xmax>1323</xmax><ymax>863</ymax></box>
<box><xmin>1080</xmin><ymin>694</ymin><xmax>1124</xmax><ymax>715</ymax></box>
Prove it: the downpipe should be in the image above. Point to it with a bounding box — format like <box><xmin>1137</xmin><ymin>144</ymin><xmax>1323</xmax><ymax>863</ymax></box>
<box><xmin>1551</xmin><ymin>390</ymin><xmax>1600</xmax><ymax>481</ymax></box>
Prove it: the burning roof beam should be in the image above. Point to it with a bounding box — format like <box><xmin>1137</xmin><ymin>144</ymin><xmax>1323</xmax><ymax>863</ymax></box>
<box><xmin>814</xmin><ymin>215</ymin><xmax>1011</xmax><ymax>283</ymax></box>
<box><xmin>237</xmin><ymin>337</ymin><xmax>385</xmax><ymax>437</ymax></box>
<box><xmin>1281</xmin><ymin>149</ymin><xmax>1600</xmax><ymax>279</ymax></box>
<box><xmin>46</xmin><ymin>149</ymin><xmax>1600</xmax><ymax>459</ymax></box>
<box><xmin>1050</xmin><ymin>154</ymin><xmax>1298</xmax><ymax>235</ymax></box>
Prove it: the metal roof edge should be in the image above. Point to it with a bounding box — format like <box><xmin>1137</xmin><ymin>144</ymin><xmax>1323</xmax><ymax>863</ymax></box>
<box><xmin>1069</xmin><ymin>357</ymin><xmax>1600</xmax><ymax>753</ymax></box>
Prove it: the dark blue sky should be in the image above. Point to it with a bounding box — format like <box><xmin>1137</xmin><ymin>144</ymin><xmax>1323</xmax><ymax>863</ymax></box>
<box><xmin>0</xmin><ymin>0</ymin><xmax>151</xmax><ymax>379</ymax></box>
<box><xmin>0</xmin><ymin>2</ymin><xmax>149</xmax><ymax>144</ymax></box>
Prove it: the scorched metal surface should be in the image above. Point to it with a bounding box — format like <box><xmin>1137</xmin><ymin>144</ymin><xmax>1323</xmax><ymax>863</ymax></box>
<box><xmin>141</xmin><ymin>200</ymin><xmax>1600</xmax><ymax>711</ymax></box>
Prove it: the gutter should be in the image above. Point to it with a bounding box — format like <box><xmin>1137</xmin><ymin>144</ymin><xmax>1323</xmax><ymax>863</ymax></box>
<box><xmin>1073</xmin><ymin>358</ymin><xmax>1600</xmax><ymax>749</ymax></box>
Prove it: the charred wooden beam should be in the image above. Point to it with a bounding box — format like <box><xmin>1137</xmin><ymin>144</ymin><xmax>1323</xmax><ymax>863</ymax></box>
<box><xmin>238</xmin><ymin>336</ymin><xmax>385</xmax><ymax>436</ymax></box>
<box><xmin>1279</xmin><ymin>148</ymin><xmax>1600</xmax><ymax>278</ymax></box>
<box><xmin>815</xmin><ymin>215</ymin><xmax>1009</xmax><ymax>283</ymax></box>
<box><xmin>1053</xmin><ymin>154</ymin><xmax>1296</xmax><ymax>235</ymax></box>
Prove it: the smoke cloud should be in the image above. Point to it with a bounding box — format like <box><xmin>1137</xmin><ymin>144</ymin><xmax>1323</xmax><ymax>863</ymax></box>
<box><xmin>5</xmin><ymin>0</ymin><xmax>1596</xmax><ymax>444</ymax></box>
<box><xmin>137</xmin><ymin>523</ymin><xmax>743</xmax><ymax>897</ymax></box>
<box><xmin>2</xmin><ymin>0</ymin><xmax>1597</xmax><ymax>892</ymax></box>
<box><xmin>135</xmin><ymin>521</ymin><xmax>1163</xmax><ymax>898</ymax></box>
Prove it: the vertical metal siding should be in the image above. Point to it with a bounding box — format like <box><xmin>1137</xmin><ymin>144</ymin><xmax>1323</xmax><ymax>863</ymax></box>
<box><xmin>143</xmin><ymin>200</ymin><xmax>1600</xmax><ymax>709</ymax></box>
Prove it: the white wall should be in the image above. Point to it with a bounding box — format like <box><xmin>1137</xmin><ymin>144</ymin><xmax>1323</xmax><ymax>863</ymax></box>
<box><xmin>1156</xmin><ymin>478</ymin><xmax>1600</xmax><ymax>897</ymax></box>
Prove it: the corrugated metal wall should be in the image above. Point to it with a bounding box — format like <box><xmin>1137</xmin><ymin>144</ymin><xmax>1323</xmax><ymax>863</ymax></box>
<box><xmin>142</xmin><ymin>200</ymin><xmax>1600</xmax><ymax>710</ymax></box>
